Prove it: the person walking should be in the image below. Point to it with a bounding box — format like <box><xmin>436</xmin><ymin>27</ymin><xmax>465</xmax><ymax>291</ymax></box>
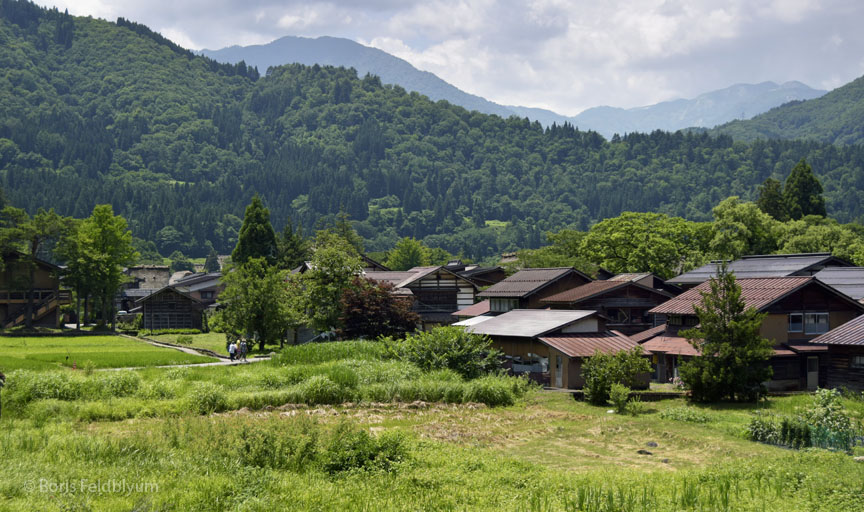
<box><xmin>228</xmin><ymin>341</ymin><xmax>237</xmax><ymax>361</ymax></box>
<box><xmin>239</xmin><ymin>339</ymin><xmax>248</xmax><ymax>362</ymax></box>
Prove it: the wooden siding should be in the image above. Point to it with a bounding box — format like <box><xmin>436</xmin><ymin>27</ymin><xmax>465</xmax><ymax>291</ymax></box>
<box><xmin>522</xmin><ymin>273</ymin><xmax>591</xmax><ymax>309</ymax></box>
<box><xmin>825</xmin><ymin>346</ymin><xmax>864</xmax><ymax>391</ymax></box>
<box><xmin>141</xmin><ymin>289</ymin><xmax>202</xmax><ymax>330</ymax></box>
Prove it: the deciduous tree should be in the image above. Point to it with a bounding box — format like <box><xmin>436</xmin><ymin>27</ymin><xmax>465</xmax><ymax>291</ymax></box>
<box><xmin>385</xmin><ymin>237</ymin><xmax>429</xmax><ymax>271</ymax></box>
<box><xmin>220</xmin><ymin>258</ymin><xmax>292</xmax><ymax>351</ymax></box>
<box><xmin>337</xmin><ymin>277</ymin><xmax>418</xmax><ymax>339</ymax></box>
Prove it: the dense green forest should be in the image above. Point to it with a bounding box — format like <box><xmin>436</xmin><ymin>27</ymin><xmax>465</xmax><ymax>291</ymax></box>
<box><xmin>4</xmin><ymin>0</ymin><xmax>864</xmax><ymax>261</ymax></box>
<box><xmin>711</xmin><ymin>75</ymin><xmax>864</xmax><ymax>145</ymax></box>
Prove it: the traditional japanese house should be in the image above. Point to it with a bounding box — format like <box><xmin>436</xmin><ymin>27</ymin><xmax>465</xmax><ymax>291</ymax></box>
<box><xmin>463</xmin><ymin>309</ymin><xmax>648</xmax><ymax>389</ymax></box>
<box><xmin>644</xmin><ymin>276</ymin><xmax>864</xmax><ymax>390</ymax></box>
<box><xmin>667</xmin><ymin>253</ymin><xmax>853</xmax><ymax>290</ymax></box>
<box><xmin>136</xmin><ymin>286</ymin><xmax>204</xmax><ymax>331</ymax></box>
<box><xmin>540</xmin><ymin>275</ymin><xmax>675</xmax><ymax>334</ymax></box>
<box><xmin>0</xmin><ymin>251</ymin><xmax>71</xmax><ymax>328</ymax></box>
<box><xmin>814</xmin><ymin>267</ymin><xmax>864</xmax><ymax>303</ymax></box>
<box><xmin>809</xmin><ymin>315</ymin><xmax>864</xmax><ymax>391</ymax></box>
<box><xmin>477</xmin><ymin>267</ymin><xmax>592</xmax><ymax>314</ymax></box>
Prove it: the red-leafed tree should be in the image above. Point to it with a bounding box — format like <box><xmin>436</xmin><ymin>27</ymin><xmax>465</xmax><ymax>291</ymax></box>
<box><xmin>338</xmin><ymin>278</ymin><xmax>418</xmax><ymax>339</ymax></box>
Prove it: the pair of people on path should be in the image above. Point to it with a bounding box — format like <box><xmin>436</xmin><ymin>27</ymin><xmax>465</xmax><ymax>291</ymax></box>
<box><xmin>227</xmin><ymin>339</ymin><xmax>249</xmax><ymax>361</ymax></box>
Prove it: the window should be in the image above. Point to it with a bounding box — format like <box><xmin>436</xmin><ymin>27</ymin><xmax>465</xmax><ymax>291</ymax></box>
<box><xmin>201</xmin><ymin>291</ymin><xmax>214</xmax><ymax>300</ymax></box>
<box><xmin>788</xmin><ymin>313</ymin><xmax>803</xmax><ymax>332</ymax></box>
<box><xmin>804</xmin><ymin>313</ymin><xmax>829</xmax><ymax>335</ymax></box>
<box><xmin>852</xmin><ymin>356</ymin><xmax>864</xmax><ymax>369</ymax></box>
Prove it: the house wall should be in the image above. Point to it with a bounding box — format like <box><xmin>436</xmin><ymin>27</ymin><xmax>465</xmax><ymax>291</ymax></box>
<box><xmin>825</xmin><ymin>346</ymin><xmax>864</xmax><ymax>391</ymax></box>
<box><xmin>561</xmin><ymin>318</ymin><xmax>600</xmax><ymax>333</ymax></box>
<box><xmin>760</xmin><ymin>311</ymin><xmax>859</xmax><ymax>344</ymax></box>
<box><xmin>490</xmin><ymin>336</ymin><xmax>549</xmax><ymax>360</ymax></box>
<box><xmin>141</xmin><ymin>290</ymin><xmax>202</xmax><ymax>330</ymax></box>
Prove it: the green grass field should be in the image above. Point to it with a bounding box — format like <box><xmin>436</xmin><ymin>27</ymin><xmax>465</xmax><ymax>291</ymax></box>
<box><xmin>149</xmin><ymin>332</ymin><xmax>270</xmax><ymax>357</ymax></box>
<box><xmin>1</xmin><ymin>340</ymin><xmax>862</xmax><ymax>511</ymax></box>
<box><xmin>0</xmin><ymin>336</ymin><xmax>217</xmax><ymax>372</ymax></box>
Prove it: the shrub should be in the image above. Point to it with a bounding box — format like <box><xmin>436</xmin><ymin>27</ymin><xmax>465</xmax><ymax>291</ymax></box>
<box><xmin>186</xmin><ymin>382</ymin><xmax>228</xmax><ymax>414</ymax></box>
<box><xmin>320</xmin><ymin>421</ymin><xmax>407</xmax><ymax>474</ymax></box>
<box><xmin>660</xmin><ymin>406</ymin><xmax>710</xmax><ymax>424</ymax></box>
<box><xmin>609</xmin><ymin>383</ymin><xmax>630</xmax><ymax>413</ymax></box>
<box><xmin>625</xmin><ymin>396</ymin><xmax>646</xmax><ymax>416</ymax></box>
<box><xmin>382</xmin><ymin>326</ymin><xmax>502</xmax><ymax>379</ymax></box>
<box><xmin>295</xmin><ymin>375</ymin><xmax>344</xmax><ymax>405</ymax></box>
<box><xmin>747</xmin><ymin>412</ymin><xmax>780</xmax><ymax>445</ymax></box>
<box><xmin>234</xmin><ymin>419</ymin><xmax>319</xmax><ymax>471</ymax></box>
<box><xmin>581</xmin><ymin>347</ymin><xmax>651</xmax><ymax>405</ymax></box>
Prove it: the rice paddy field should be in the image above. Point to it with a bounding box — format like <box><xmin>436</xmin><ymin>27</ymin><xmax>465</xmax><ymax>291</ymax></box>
<box><xmin>0</xmin><ymin>336</ymin><xmax>217</xmax><ymax>372</ymax></box>
<box><xmin>1</xmin><ymin>339</ymin><xmax>863</xmax><ymax>511</ymax></box>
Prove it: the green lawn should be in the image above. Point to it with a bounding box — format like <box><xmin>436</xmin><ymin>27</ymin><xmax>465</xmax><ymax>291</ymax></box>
<box><xmin>0</xmin><ymin>336</ymin><xmax>217</xmax><ymax>372</ymax></box>
<box><xmin>150</xmin><ymin>332</ymin><xmax>272</xmax><ymax>357</ymax></box>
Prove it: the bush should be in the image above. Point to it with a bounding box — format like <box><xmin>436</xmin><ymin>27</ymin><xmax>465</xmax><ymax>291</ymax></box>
<box><xmin>234</xmin><ymin>418</ymin><xmax>319</xmax><ymax>471</ymax></box>
<box><xmin>581</xmin><ymin>347</ymin><xmax>651</xmax><ymax>405</ymax></box>
<box><xmin>320</xmin><ymin>421</ymin><xmax>407</xmax><ymax>474</ymax></box>
<box><xmin>382</xmin><ymin>326</ymin><xmax>502</xmax><ymax>379</ymax></box>
<box><xmin>187</xmin><ymin>382</ymin><xmax>228</xmax><ymax>414</ymax></box>
<box><xmin>625</xmin><ymin>396</ymin><xmax>646</xmax><ymax>416</ymax></box>
<box><xmin>747</xmin><ymin>412</ymin><xmax>780</xmax><ymax>445</ymax></box>
<box><xmin>609</xmin><ymin>383</ymin><xmax>630</xmax><ymax>413</ymax></box>
<box><xmin>660</xmin><ymin>406</ymin><xmax>710</xmax><ymax>424</ymax></box>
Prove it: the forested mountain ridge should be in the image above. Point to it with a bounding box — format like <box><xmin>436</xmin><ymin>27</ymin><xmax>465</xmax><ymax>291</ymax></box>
<box><xmin>3</xmin><ymin>0</ymin><xmax>864</xmax><ymax>262</ymax></box>
<box><xmin>205</xmin><ymin>36</ymin><xmax>826</xmax><ymax>136</ymax></box>
<box><xmin>710</xmin><ymin>74</ymin><xmax>864</xmax><ymax>145</ymax></box>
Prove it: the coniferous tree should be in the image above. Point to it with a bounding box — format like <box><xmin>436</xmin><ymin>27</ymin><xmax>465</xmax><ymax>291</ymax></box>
<box><xmin>232</xmin><ymin>195</ymin><xmax>277</xmax><ymax>265</ymax></box>
<box><xmin>385</xmin><ymin>237</ymin><xmax>429</xmax><ymax>271</ymax></box>
<box><xmin>204</xmin><ymin>247</ymin><xmax>221</xmax><ymax>273</ymax></box>
<box><xmin>679</xmin><ymin>264</ymin><xmax>774</xmax><ymax>402</ymax></box>
<box><xmin>275</xmin><ymin>217</ymin><xmax>310</xmax><ymax>270</ymax></box>
<box><xmin>756</xmin><ymin>177</ymin><xmax>788</xmax><ymax>221</ymax></box>
<box><xmin>784</xmin><ymin>159</ymin><xmax>826</xmax><ymax>220</ymax></box>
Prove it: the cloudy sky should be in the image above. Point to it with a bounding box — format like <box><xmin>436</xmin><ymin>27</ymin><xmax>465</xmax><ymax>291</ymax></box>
<box><xmin>34</xmin><ymin>0</ymin><xmax>864</xmax><ymax>115</ymax></box>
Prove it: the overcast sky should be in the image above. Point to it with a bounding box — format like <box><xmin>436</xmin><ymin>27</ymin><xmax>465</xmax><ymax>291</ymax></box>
<box><xmin>34</xmin><ymin>0</ymin><xmax>864</xmax><ymax>115</ymax></box>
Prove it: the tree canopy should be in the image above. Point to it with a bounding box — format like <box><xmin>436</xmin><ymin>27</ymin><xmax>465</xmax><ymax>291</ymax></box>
<box><xmin>232</xmin><ymin>195</ymin><xmax>277</xmax><ymax>266</ymax></box>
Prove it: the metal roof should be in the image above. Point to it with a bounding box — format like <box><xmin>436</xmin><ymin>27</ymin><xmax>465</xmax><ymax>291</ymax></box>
<box><xmin>541</xmin><ymin>280</ymin><xmax>673</xmax><ymax>305</ymax></box>
<box><xmin>539</xmin><ymin>332</ymin><xmax>641</xmax><ymax>357</ymax></box>
<box><xmin>477</xmin><ymin>268</ymin><xmax>586</xmax><ymax>298</ymax></box>
<box><xmin>815</xmin><ymin>267</ymin><xmax>864</xmax><ymax>301</ymax></box>
<box><xmin>607</xmin><ymin>273</ymin><xmax>652</xmax><ymax>282</ymax></box>
<box><xmin>464</xmin><ymin>309</ymin><xmax>597</xmax><ymax>338</ymax></box>
<box><xmin>641</xmin><ymin>336</ymin><xmax>700</xmax><ymax>356</ymax></box>
<box><xmin>668</xmin><ymin>253</ymin><xmax>852</xmax><ymax>285</ymax></box>
<box><xmin>453</xmin><ymin>316</ymin><xmax>494</xmax><ymax>327</ymax></box>
<box><xmin>364</xmin><ymin>271</ymin><xmax>417</xmax><ymax>287</ymax></box>
<box><xmin>451</xmin><ymin>300</ymin><xmax>490</xmax><ymax>317</ymax></box>
<box><xmin>649</xmin><ymin>277</ymin><xmax>816</xmax><ymax>315</ymax></box>
<box><xmin>630</xmin><ymin>324</ymin><xmax>667</xmax><ymax>343</ymax></box>
<box><xmin>810</xmin><ymin>314</ymin><xmax>864</xmax><ymax>346</ymax></box>
<box><xmin>173</xmin><ymin>272</ymin><xmax>222</xmax><ymax>286</ymax></box>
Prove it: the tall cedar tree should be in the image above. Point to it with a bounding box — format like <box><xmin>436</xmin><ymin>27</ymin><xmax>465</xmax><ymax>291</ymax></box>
<box><xmin>756</xmin><ymin>177</ymin><xmax>788</xmax><ymax>221</ymax></box>
<box><xmin>784</xmin><ymin>159</ymin><xmax>827</xmax><ymax>220</ymax></box>
<box><xmin>276</xmin><ymin>217</ymin><xmax>310</xmax><ymax>270</ymax></box>
<box><xmin>337</xmin><ymin>277</ymin><xmax>419</xmax><ymax>339</ymax></box>
<box><xmin>203</xmin><ymin>247</ymin><xmax>221</xmax><ymax>273</ymax></box>
<box><xmin>232</xmin><ymin>195</ymin><xmax>277</xmax><ymax>265</ymax></box>
<box><xmin>679</xmin><ymin>264</ymin><xmax>774</xmax><ymax>401</ymax></box>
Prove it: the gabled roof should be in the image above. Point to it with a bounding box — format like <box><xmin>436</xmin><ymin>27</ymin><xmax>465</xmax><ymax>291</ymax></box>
<box><xmin>361</xmin><ymin>254</ymin><xmax>390</xmax><ymax>271</ymax></box>
<box><xmin>477</xmin><ymin>267</ymin><xmax>590</xmax><ymax>298</ymax></box>
<box><xmin>172</xmin><ymin>272</ymin><xmax>222</xmax><ymax>286</ymax></box>
<box><xmin>649</xmin><ymin>276</ymin><xmax>864</xmax><ymax>316</ymax></box>
<box><xmin>451</xmin><ymin>300</ymin><xmax>490</xmax><ymax>317</ymax></box>
<box><xmin>539</xmin><ymin>331</ymin><xmax>642</xmax><ymax>357</ymax></box>
<box><xmin>607</xmin><ymin>273</ymin><xmax>652</xmax><ymax>282</ymax></box>
<box><xmin>540</xmin><ymin>280</ymin><xmax>673</xmax><ymax>305</ymax></box>
<box><xmin>464</xmin><ymin>309</ymin><xmax>598</xmax><ymax>338</ymax></box>
<box><xmin>364</xmin><ymin>271</ymin><xmax>417</xmax><ymax>287</ymax></box>
<box><xmin>810</xmin><ymin>314</ymin><xmax>864</xmax><ymax>346</ymax></box>
<box><xmin>134</xmin><ymin>285</ymin><xmax>202</xmax><ymax>304</ymax></box>
<box><xmin>815</xmin><ymin>267</ymin><xmax>864</xmax><ymax>302</ymax></box>
<box><xmin>641</xmin><ymin>336</ymin><xmax>700</xmax><ymax>356</ymax></box>
<box><xmin>630</xmin><ymin>324</ymin><xmax>667</xmax><ymax>343</ymax></box>
<box><xmin>668</xmin><ymin>253</ymin><xmax>853</xmax><ymax>286</ymax></box>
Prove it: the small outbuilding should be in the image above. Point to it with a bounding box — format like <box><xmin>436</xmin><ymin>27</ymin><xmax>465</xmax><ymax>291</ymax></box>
<box><xmin>136</xmin><ymin>286</ymin><xmax>204</xmax><ymax>331</ymax></box>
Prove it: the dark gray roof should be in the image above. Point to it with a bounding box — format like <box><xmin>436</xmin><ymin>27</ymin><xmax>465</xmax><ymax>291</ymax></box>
<box><xmin>810</xmin><ymin>314</ymin><xmax>864</xmax><ymax>346</ymax></box>
<box><xmin>815</xmin><ymin>267</ymin><xmax>864</xmax><ymax>301</ymax></box>
<box><xmin>464</xmin><ymin>309</ymin><xmax>598</xmax><ymax>338</ymax></box>
<box><xmin>173</xmin><ymin>272</ymin><xmax>222</xmax><ymax>286</ymax></box>
<box><xmin>668</xmin><ymin>253</ymin><xmax>853</xmax><ymax>285</ymax></box>
<box><xmin>477</xmin><ymin>268</ymin><xmax>587</xmax><ymax>298</ymax></box>
<box><xmin>121</xmin><ymin>288</ymin><xmax>157</xmax><ymax>298</ymax></box>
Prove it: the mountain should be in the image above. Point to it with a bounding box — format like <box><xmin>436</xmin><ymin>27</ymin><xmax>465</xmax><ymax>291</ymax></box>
<box><xmin>710</xmin><ymin>75</ymin><xmax>864</xmax><ymax>145</ymax></box>
<box><xmin>201</xmin><ymin>35</ymin><xmax>517</xmax><ymax>119</ymax></box>
<box><xmin>203</xmin><ymin>36</ymin><xmax>825</xmax><ymax>137</ymax></box>
<box><xmin>3</xmin><ymin>1</ymin><xmax>864</xmax><ymax>262</ymax></box>
<box><xmin>570</xmin><ymin>82</ymin><xmax>826</xmax><ymax>138</ymax></box>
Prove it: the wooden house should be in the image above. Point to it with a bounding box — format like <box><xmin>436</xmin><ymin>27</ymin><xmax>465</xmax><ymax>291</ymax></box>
<box><xmin>117</xmin><ymin>265</ymin><xmax>170</xmax><ymax>312</ymax></box>
<box><xmin>540</xmin><ymin>275</ymin><xmax>675</xmax><ymax>334</ymax></box>
<box><xmin>136</xmin><ymin>286</ymin><xmax>204</xmax><ymax>331</ymax></box>
<box><xmin>814</xmin><ymin>267</ymin><xmax>864</xmax><ymax>303</ymax></box>
<box><xmin>809</xmin><ymin>315</ymin><xmax>864</xmax><ymax>391</ymax></box>
<box><xmin>477</xmin><ymin>267</ymin><xmax>592</xmax><ymax>314</ymax></box>
<box><xmin>1</xmin><ymin>252</ymin><xmax>70</xmax><ymax>328</ymax></box>
<box><xmin>462</xmin><ymin>309</ymin><xmax>647</xmax><ymax>389</ymax></box>
<box><xmin>171</xmin><ymin>272</ymin><xmax>223</xmax><ymax>305</ymax></box>
<box><xmin>667</xmin><ymin>253</ymin><xmax>853</xmax><ymax>290</ymax></box>
<box><xmin>644</xmin><ymin>276</ymin><xmax>864</xmax><ymax>390</ymax></box>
